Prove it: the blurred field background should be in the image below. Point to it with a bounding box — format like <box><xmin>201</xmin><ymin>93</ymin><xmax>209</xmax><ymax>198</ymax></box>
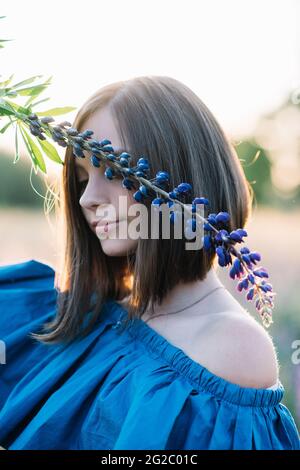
<box><xmin>0</xmin><ymin>0</ymin><xmax>299</xmax><ymax>433</ymax></box>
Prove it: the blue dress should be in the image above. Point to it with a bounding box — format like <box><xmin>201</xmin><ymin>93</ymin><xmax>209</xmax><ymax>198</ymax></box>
<box><xmin>0</xmin><ymin>259</ymin><xmax>299</xmax><ymax>450</ymax></box>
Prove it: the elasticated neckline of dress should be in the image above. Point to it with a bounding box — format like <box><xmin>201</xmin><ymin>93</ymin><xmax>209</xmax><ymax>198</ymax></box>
<box><xmin>104</xmin><ymin>299</ymin><xmax>285</xmax><ymax>408</ymax></box>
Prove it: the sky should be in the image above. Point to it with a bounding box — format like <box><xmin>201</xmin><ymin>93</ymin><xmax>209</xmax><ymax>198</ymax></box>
<box><xmin>0</xmin><ymin>0</ymin><xmax>299</xmax><ymax>175</ymax></box>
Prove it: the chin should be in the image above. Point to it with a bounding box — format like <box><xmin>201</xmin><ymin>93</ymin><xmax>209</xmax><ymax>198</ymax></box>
<box><xmin>99</xmin><ymin>239</ymin><xmax>137</xmax><ymax>257</ymax></box>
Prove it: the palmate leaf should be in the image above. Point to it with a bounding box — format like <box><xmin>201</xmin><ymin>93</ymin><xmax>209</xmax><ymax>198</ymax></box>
<box><xmin>19</xmin><ymin>123</ymin><xmax>47</xmax><ymax>174</ymax></box>
<box><xmin>0</xmin><ymin>17</ymin><xmax>62</xmax><ymax>169</ymax></box>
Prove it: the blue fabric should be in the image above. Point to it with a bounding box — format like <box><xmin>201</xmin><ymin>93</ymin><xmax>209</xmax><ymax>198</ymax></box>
<box><xmin>0</xmin><ymin>259</ymin><xmax>299</xmax><ymax>450</ymax></box>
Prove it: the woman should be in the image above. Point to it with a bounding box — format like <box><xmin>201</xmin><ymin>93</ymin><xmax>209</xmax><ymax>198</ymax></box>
<box><xmin>0</xmin><ymin>76</ymin><xmax>299</xmax><ymax>450</ymax></box>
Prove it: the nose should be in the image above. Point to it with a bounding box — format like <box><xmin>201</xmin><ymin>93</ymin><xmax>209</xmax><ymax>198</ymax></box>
<box><xmin>79</xmin><ymin>172</ymin><xmax>112</xmax><ymax>211</ymax></box>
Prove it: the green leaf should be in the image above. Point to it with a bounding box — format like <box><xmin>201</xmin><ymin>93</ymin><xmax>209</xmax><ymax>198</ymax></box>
<box><xmin>19</xmin><ymin>124</ymin><xmax>39</xmax><ymax>174</ymax></box>
<box><xmin>43</xmin><ymin>75</ymin><xmax>53</xmax><ymax>85</ymax></box>
<box><xmin>0</xmin><ymin>99</ymin><xmax>16</xmax><ymax>116</ymax></box>
<box><xmin>24</xmin><ymin>130</ymin><xmax>47</xmax><ymax>174</ymax></box>
<box><xmin>5</xmin><ymin>91</ymin><xmax>18</xmax><ymax>97</ymax></box>
<box><xmin>10</xmin><ymin>75</ymin><xmax>43</xmax><ymax>90</ymax></box>
<box><xmin>30</xmin><ymin>97</ymin><xmax>50</xmax><ymax>108</ymax></box>
<box><xmin>36</xmin><ymin>106</ymin><xmax>77</xmax><ymax>116</ymax></box>
<box><xmin>1</xmin><ymin>98</ymin><xmax>30</xmax><ymax>116</ymax></box>
<box><xmin>24</xmin><ymin>94</ymin><xmax>40</xmax><ymax>108</ymax></box>
<box><xmin>0</xmin><ymin>39</ymin><xmax>13</xmax><ymax>48</ymax></box>
<box><xmin>0</xmin><ymin>88</ymin><xmax>17</xmax><ymax>97</ymax></box>
<box><xmin>19</xmin><ymin>124</ymin><xmax>47</xmax><ymax>174</ymax></box>
<box><xmin>0</xmin><ymin>119</ymin><xmax>14</xmax><ymax>133</ymax></box>
<box><xmin>14</xmin><ymin>121</ymin><xmax>20</xmax><ymax>164</ymax></box>
<box><xmin>24</xmin><ymin>76</ymin><xmax>52</xmax><ymax>107</ymax></box>
<box><xmin>13</xmin><ymin>84</ymin><xmax>48</xmax><ymax>97</ymax></box>
<box><xmin>38</xmin><ymin>125</ymin><xmax>52</xmax><ymax>140</ymax></box>
<box><xmin>38</xmin><ymin>138</ymin><xmax>64</xmax><ymax>164</ymax></box>
<box><xmin>0</xmin><ymin>74</ymin><xmax>14</xmax><ymax>87</ymax></box>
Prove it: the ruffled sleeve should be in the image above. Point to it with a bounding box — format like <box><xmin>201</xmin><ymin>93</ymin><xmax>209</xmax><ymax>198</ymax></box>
<box><xmin>0</xmin><ymin>261</ymin><xmax>299</xmax><ymax>450</ymax></box>
<box><xmin>0</xmin><ymin>258</ymin><xmax>57</xmax><ymax>334</ymax></box>
<box><xmin>0</xmin><ymin>259</ymin><xmax>57</xmax><ymax>408</ymax></box>
<box><xmin>94</xmin><ymin>303</ymin><xmax>300</xmax><ymax>450</ymax></box>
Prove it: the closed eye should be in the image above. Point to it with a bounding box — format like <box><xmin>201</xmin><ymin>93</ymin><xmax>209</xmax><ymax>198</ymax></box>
<box><xmin>77</xmin><ymin>168</ymin><xmax>124</xmax><ymax>196</ymax></box>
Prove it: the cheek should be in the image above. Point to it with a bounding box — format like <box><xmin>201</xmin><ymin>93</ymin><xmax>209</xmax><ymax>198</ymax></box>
<box><xmin>111</xmin><ymin>186</ymin><xmax>136</xmax><ymax>211</ymax></box>
<box><xmin>81</xmin><ymin>207</ymin><xmax>90</xmax><ymax>223</ymax></box>
<box><xmin>125</xmin><ymin>189</ymin><xmax>136</xmax><ymax>205</ymax></box>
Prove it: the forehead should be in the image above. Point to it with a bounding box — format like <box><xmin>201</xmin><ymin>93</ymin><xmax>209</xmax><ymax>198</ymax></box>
<box><xmin>74</xmin><ymin>146</ymin><xmax>128</xmax><ymax>173</ymax></box>
<box><xmin>74</xmin><ymin>106</ymin><xmax>125</xmax><ymax>171</ymax></box>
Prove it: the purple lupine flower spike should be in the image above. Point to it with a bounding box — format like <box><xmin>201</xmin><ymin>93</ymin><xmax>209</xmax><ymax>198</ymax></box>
<box><xmin>26</xmin><ymin>117</ymin><xmax>276</xmax><ymax>328</ymax></box>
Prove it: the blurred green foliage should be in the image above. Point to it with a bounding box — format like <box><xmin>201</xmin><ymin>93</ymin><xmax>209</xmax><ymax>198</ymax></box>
<box><xmin>0</xmin><ymin>150</ymin><xmax>46</xmax><ymax>208</ymax></box>
<box><xmin>236</xmin><ymin>140</ymin><xmax>273</xmax><ymax>204</ymax></box>
<box><xmin>235</xmin><ymin>140</ymin><xmax>300</xmax><ymax>209</ymax></box>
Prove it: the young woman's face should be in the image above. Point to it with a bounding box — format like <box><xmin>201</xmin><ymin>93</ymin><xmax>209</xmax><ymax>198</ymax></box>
<box><xmin>74</xmin><ymin>106</ymin><xmax>138</xmax><ymax>257</ymax></box>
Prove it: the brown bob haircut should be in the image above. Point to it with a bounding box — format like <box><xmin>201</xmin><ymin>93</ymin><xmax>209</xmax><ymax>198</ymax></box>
<box><xmin>31</xmin><ymin>75</ymin><xmax>253</xmax><ymax>345</ymax></box>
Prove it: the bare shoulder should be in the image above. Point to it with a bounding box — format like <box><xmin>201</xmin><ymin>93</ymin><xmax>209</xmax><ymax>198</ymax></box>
<box><xmin>191</xmin><ymin>310</ymin><xmax>279</xmax><ymax>389</ymax></box>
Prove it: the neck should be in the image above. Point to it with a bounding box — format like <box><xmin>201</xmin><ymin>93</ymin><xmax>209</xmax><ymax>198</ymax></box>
<box><xmin>141</xmin><ymin>268</ymin><xmax>224</xmax><ymax>321</ymax></box>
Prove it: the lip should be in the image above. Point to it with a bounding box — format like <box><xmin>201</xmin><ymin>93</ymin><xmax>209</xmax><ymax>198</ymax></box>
<box><xmin>91</xmin><ymin>219</ymin><xmax>119</xmax><ymax>229</ymax></box>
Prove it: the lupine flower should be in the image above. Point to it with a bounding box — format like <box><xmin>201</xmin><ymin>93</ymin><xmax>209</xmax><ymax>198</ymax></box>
<box><xmin>25</xmin><ymin>117</ymin><xmax>276</xmax><ymax>328</ymax></box>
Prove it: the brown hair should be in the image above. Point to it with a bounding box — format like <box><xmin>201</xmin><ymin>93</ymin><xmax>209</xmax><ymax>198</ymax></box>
<box><xmin>31</xmin><ymin>75</ymin><xmax>253</xmax><ymax>345</ymax></box>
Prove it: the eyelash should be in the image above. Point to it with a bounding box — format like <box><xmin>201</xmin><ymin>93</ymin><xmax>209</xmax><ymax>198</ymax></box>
<box><xmin>77</xmin><ymin>166</ymin><xmax>124</xmax><ymax>193</ymax></box>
